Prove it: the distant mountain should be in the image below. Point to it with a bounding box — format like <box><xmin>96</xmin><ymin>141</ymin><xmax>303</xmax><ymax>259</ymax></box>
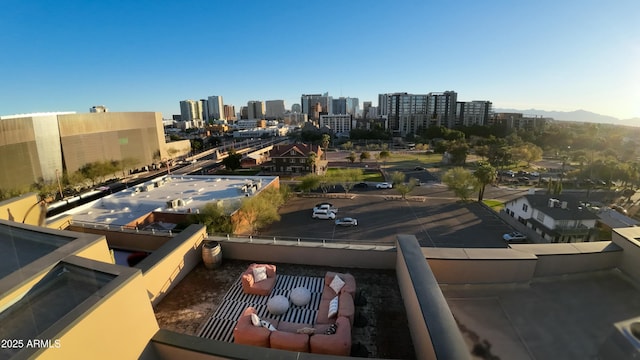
<box><xmin>495</xmin><ymin>108</ymin><xmax>639</xmax><ymax>126</ymax></box>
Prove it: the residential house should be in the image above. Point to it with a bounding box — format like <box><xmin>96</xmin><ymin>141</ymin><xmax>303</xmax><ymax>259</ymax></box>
<box><xmin>504</xmin><ymin>194</ymin><xmax>599</xmax><ymax>243</ymax></box>
<box><xmin>266</xmin><ymin>143</ymin><xmax>327</xmax><ymax>175</ymax></box>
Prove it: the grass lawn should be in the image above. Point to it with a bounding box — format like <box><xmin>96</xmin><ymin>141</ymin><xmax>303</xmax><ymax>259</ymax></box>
<box><xmin>482</xmin><ymin>199</ymin><xmax>504</xmax><ymax>212</ymax></box>
<box><xmin>326</xmin><ymin>168</ymin><xmax>385</xmax><ymax>182</ymax></box>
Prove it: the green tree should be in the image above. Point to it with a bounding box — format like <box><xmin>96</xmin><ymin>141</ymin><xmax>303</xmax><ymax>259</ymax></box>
<box><xmin>442</xmin><ymin>167</ymin><xmax>478</xmax><ymax>202</ymax></box>
<box><xmin>222</xmin><ymin>150</ymin><xmax>242</xmax><ymax>171</ymax></box>
<box><xmin>447</xmin><ymin>140</ymin><xmax>469</xmax><ymax>165</ymax></box>
<box><xmin>392</xmin><ymin>173</ymin><xmax>417</xmax><ymax>199</ymax></box>
<box><xmin>189</xmin><ymin>203</ymin><xmax>234</xmax><ymax>234</ymax></box>
<box><xmin>306</xmin><ymin>152</ymin><xmax>317</xmax><ymax>174</ymax></box>
<box><xmin>333</xmin><ymin>168</ymin><xmax>364</xmax><ymax>194</ymax></box>
<box><xmin>378</xmin><ymin>150</ymin><xmax>390</xmax><ymax>165</ymax></box>
<box><xmin>298</xmin><ymin>174</ymin><xmax>321</xmax><ymax>192</ymax></box>
<box><xmin>359</xmin><ymin>151</ymin><xmax>370</xmax><ymax>163</ymax></box>
<box><xmin>235</xmin><ymin>187</ymin><xmax>284</xmax><ymax>234</ymax></box>
<box><xmin>473</xmin><ymin>162</ymin><xmax>497</xmax><ymax>202</ymax></box>
<box><xmin>347</xmin><ymin>152</ymin><xmax>357</xmax><ymax>163</ymax></box>
<box><xmin>341</xmin><ymin>141</ymin><xmax>353</xmax><ymax>150</ymax></box>
<box><xmin>321</xmin><ymin>133</ymin><xmax>331</xmax><ymax>150</ymax></box>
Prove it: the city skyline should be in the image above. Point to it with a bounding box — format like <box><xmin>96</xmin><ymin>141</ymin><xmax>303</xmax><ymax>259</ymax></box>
<box><xmin>1</xmin><ymin>1</ymin><xmax>638</xmax><ymax>120</ymax></box>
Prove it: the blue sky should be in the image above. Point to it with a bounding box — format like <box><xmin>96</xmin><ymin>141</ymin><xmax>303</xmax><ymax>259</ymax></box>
<box><xmin>1</xmin><ymin>0</ymin><xmax>639</xmax><ymax>119</ymax></box>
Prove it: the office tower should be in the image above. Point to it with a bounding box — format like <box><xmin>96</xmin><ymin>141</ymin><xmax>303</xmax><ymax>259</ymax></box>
<box><xmin>90</xmin><ymin>105</ymin><xmax>108</xmax><ymax>113</ymax></box>
<box><xmin>427</xmin><ymin>91</ymin><xmax>457</xmax><ymax>128</ymax></box>
<box><xmin>456</xmin><ymin>101</ymin><xmax>493</xmax><ymax>127</ymax></box>
<box><xmin>223</xmin><ymin>105</ymin><xmax>236</xmax><ymax>121</ymax></box>
<box><xmin>332</xmin><ymin>97</ymin><xmax>347</xmax><ymax>115</ymax></box>
<box><xmin>363</xmin><ymin>101</ymin><xmax>372</xmax><ymax>119</ymax></box>
<box><xmin>207</xmin><ymin>95</ymin><xmax>224</xmax><ymax>120</ymax></box>
<box><xmin>301</xmin><ymin>93</ymin><xmax>332</xmax><ymax>116</ymax></box>
<box><xmin>345</xmin><ymin>97</ymin><xmax>359</xmax><ymax>117</ymax></box>
<box><xmin>247</xmin><ymin>101</ymin><xmax>265</xmax><ymax>119</ymax></box>
<box><xmin>265</xmin><ymin>100</ymin><xmax>286</xmax><ymax>120</ymax></box>
<box><xmin>291</xmin><ymin>103</ymin><xmax>301</xmax><ymax>113</ymax></box>
<box><xmin>240</xmin><ymin>106</ymin><xmax>248</xmax><ymax>120</ymax></box>
<box><xmin>199</xmin><ymin>99</ymin><xmax>209</xmax><ymax>122</ymax></box>
<box><xmin>179</xmin><ymin>100</ymin><xmax>199</xmax><ymax>122</ymax></box>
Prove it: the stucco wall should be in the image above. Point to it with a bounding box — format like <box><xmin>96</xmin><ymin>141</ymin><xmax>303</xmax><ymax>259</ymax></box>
<box><xmin>611</xmin><ymin>228</ymin><xmax>640</xmax><ymax>283</ymax></box>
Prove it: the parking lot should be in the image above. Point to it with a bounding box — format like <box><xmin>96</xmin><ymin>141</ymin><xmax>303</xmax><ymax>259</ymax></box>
<box><xmin>261</xmin><ymin>187</ymin><xmax>514</xmax><ymax>248</ymax></box>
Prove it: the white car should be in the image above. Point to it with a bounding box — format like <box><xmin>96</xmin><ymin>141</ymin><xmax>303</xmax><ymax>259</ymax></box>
<box><xmin>503</xmin><ymin>232</ymin><xmax>527</xmax><ymax>242</ymax></box>
<box><xmin>335</xmin><ymin>217</ymin><xmax>358</xmax><ymax>227</ymax></box>
<box><xmin>312</xmin><ymin>209</ymin><xmax>336</xmax><ymax>220</ymax></box>
<box><xmin>376</xmin><ymin>182</ymin><xmax>393</xmax><ymax>189</ymax></box>
<box><xmin>313</xmin><ymin>202</ymin><xmax>338</xmax><ymax>213</ymax></box>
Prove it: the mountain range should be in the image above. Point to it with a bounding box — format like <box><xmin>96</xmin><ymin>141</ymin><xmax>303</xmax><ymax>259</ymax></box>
<box><xmin>495</xmin><ymin>108</ymin><xmax>640</xmax><ymax>127</ymax></box>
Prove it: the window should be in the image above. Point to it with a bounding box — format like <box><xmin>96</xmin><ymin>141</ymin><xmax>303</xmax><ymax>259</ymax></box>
<box><xmin>536</xmin><ymin>211</ymin><xmax>545</xmax><ymax>222</ymax></box>
<box><xmin>522</xmin><ymin>204</ymin><xmax>528</xmax><ymax>212</ymax></box>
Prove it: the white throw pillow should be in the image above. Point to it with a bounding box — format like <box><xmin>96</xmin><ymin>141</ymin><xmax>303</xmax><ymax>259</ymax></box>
<box><xmin>329</xmin><ymin>275</ymin><xmax>345</xmax><ymax>294</ymax></box>
<box><xmin>328</xmin><ymin>296</ymin><xmax>339</xmax><ymax>318</ymax></box>
<box><xmin>261</xmin><ymin>320</ymin><xmax>277</xmax><ymax>331</ymax></box>
<box><xmin>253</xmin><ymin>266</ymin><xmax>267</xmax><ymax>283</ymax></box>
<box><xmin>250</xmin><ymin>313</ymin><xmax>261</xmax><ymax>327</ymax></box>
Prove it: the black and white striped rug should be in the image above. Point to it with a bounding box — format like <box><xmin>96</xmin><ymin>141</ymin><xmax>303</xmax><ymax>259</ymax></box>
<box><xmin>197</xmin><ymin>274</ymin><xmax>324</xmax><ymax>342</ymax></box>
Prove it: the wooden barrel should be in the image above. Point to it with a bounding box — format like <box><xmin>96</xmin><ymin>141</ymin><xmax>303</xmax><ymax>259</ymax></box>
<box><xmin>202</xmin><ymin>241</ymin><xmax>222</xmax><ymax>269</ymax></box>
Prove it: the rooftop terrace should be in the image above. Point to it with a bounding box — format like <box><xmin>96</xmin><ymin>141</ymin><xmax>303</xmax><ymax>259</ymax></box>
<box><xmin>154</xmin><ymin>259</ymin><xmax>416</xmax><ymax>359</ymax></box>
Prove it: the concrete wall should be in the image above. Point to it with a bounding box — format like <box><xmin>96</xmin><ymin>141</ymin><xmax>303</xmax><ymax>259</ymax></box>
<box><xmin>425</xmin><ymin>248</ymin><xmax>538</xmax><ymax>284</ymax></box>
<box><xmin>396</xmin><ymin>235</ymin><xmax>470</xmax><ymax>360</ymax></box>
<box><xmin>68</xmin><ymin>225</ymin><xmax>172</xmax><ymax>252</ymax></box>
<box><xmin>73</xmin><ymin>237</ymin><xmax>114</xmax><ymax>264</ymax></box>
<box><xmin>137</xmin><ymin>225</ymin><xmax>208</xmax><ymax>306</ymax></box>
<box><xmin>510</xmin><ymin>242</ymin><xmax>622</xmax><ymax>277</ymax></box>
<box><xmin>611</xmin><ymin>227</ymin><xmax>640</xmax><ymax>283</ymax></box>
<box><xmin>218</xmin><ymin>239</ymin><xmax>396</xmax><ymax>269</ymax></box>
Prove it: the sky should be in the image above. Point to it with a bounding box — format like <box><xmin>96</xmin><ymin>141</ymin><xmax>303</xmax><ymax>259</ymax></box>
<box><xmin>1</xmin><ymin>0</ymin><xmax>639</xmax><ymax>120</ymax></box>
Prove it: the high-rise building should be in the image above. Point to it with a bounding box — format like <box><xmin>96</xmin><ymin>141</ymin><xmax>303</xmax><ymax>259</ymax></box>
<box><xmin>199</xmin><ymin>99</ymin><xmax>209</xmax><ymax>122</ymax></box>
<box><xmin>247</xmin><ymin>101</ymin><xmax>265</xmax><ymax>119</ymax></box>
<box><xmin>207</xmin><ymin>96</ymin><xmax>224</xmax><ymax>120</ymax></box>
<box><xmin>378</xmin><ymin>93</ymin><xmax>428</xmax><ymax>136</ymax></box>
<box><xmin>265</xmin><ymin>100</ymin><xmax>286</xmax><ymax>120</ymax></box>
<box><xmin>319</xmin><ymin>114</ymin><xmax>353</xmax><ymax>136</ymax></box>
<box><xmin>456</xmin><ymin>101</ymin><xmax>493</xmax><ymax>127</ymax></box>
<box><xmin>363</xmin><ymin>101</ymin><xmax>372</xmax><ymax>119</ymax></box>
<box><xmin>223</xmin><ymin>105</ymin><xmax>236</xmax><ymax>121</ymax></box>
<box><xmin>240</xmin><ymin>106</ymin><xmax>248</xmax><ymax>120</ymax></box>
<box><xmin>332</xmin><ymin>97</ymin><xmax>347</xmax><ymax>115</ymax></box>
<box><xmin>291</xmin><ymin>103</ymin><xmax>301</xmax><ymax>113</ymax></box>
<box><xmin>345</xmin><ymin>97</ymin><xmax>359</xmax><ymax>117</ymax></box>
<box><xmin>301</xmin><ymin>93</ymin><xmax>332</xmax><ymax>117</ymax></box>
<box><xmin>179</xmin><ymin>100</ymin><xmax>204</xmax><ymax>122</ymax></box>
<box><xmin>427</xmin><ymin>91</ymin><xmax>457</xmax><ymax>128</ymax></box>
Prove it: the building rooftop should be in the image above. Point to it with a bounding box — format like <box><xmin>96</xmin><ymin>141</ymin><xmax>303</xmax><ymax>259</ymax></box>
<box><xmin>65</xmin><ymin>175</ymin><xmax>278</xmax><ymax>226</ymax></box>
<box><xmin>153</xmin><ymin>259</ymin><xmax>416</xmax><ymax>359</ymax></box>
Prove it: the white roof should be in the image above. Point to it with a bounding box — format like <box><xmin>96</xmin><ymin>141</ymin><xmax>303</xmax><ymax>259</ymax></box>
<box><xmin>66</xmin><ymin>175</ymin><xmax>277</xmax><ymax>226</ymax></box>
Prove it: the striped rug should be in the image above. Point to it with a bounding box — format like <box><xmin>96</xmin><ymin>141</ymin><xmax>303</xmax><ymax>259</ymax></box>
<box><xmin>197</xmin><ymin>274</ymin><xmax>324</xmax><ymax>342</ymax></box>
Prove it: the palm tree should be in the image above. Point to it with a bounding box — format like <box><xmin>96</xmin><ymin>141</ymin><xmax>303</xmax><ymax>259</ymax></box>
<box><xmin>306</xmin><ymin>152</ymin><xmax>317</xmax><ymax>174</ymax></box>
<box><xmin>473</xmin><ymin>162</ymin><xmax>496</xmax><ymax>202</ymax></box>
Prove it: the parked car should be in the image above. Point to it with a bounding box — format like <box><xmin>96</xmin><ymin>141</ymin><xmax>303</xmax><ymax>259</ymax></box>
<box><xmin>503</xmin><ymin>232</ymin><xmax>527</xmax><ymax>242</ymax></box>
<box><xmin>313</xmin><ymin>203</ymin><xmax>338</xmax><ymax>213</ymax></box>
<box><xmin>414</xmin><ymin>166</ymin><xmax>425</xmax><ymax>171</ymax></box>
<box><xmin>312</xmin><ymin>209</ymin><xmax>336</xmax><ymax>220</ymax></box>
<box><xmin>353</xmin><ymin>182</ymin><xmax>369</xmax><ymax>189</ymax></box>
<box><xmin>335</xmin><ymin>217</ymin><xmax>358</xmax><ymax>227</ymax></box>
<box><xmin>529</xmin><ymin>171</ymin><xmax>540</xmax><ymax>177</ymax></box>
<box><xmin>376</xmin><ymin>182</ymin><xmax>393</xmax><ymax>189</ymax></box>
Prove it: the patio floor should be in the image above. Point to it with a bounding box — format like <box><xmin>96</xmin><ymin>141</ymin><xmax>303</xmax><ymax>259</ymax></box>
<box><xmin>153</xmin><ymin>259</ymin><xmax>416</xmax><ymax>359</ymax></box>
